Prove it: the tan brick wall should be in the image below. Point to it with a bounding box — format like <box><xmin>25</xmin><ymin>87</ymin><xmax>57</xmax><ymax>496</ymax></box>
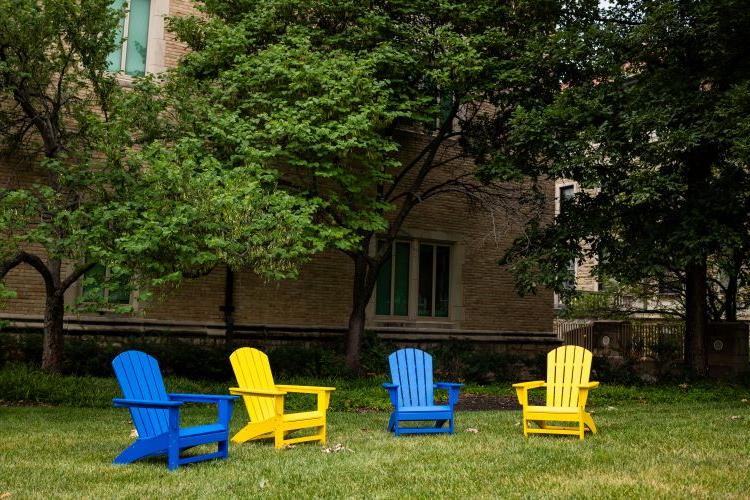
<box><xmin>0</xmin><ymin>0</ymin><xmax>555</xmax><ymax>335</ymax></box>
<box><xmin>163</xmin><ymin>0</ymin><xmax>192</xmax><ymax>70</ymax></box>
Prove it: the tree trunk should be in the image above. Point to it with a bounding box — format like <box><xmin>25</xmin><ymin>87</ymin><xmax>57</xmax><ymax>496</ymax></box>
<box><xmin>41</xmin><ymin>259</ymin><xmax>64</xmax><ymax>373</ymax></box>
<box><xmin>684</xmin><ymin>257</ymin><xmax>708</xmax><ymax>377</ymax></box>
<box><xmin>345</xmin><ymin>254</ymin><xmax>369</xmax><ymax>374</ymax></box>
<box><xmin>41</xmin><ymin>289</ymin><xmax>65</xmax><ymax>373</ymax></box>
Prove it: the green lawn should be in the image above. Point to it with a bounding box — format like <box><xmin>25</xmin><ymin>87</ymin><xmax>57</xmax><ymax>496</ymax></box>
<box><xmin>2</xmin><ymin>399</ymin><xmax>750</xmax><ymax>498</ymax></box>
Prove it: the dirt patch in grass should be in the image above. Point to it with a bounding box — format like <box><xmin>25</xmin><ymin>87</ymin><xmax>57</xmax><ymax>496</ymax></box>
<box><xmin>455</xmin><ymin>394</ymin><xmax>541</xmax><ymax>411</ymax></box>
<box><xmin>0</xmin><ymin>399</ymin><xmax>54</xmax><ymax>407</ymax></box>
<box><xmin>353</xmin><ymin>394</ymin><xmax>539</xmax><ymax>413</ymax></box>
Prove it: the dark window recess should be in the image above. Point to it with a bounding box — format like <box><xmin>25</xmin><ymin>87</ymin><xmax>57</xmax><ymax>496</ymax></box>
<box><xmin>559</xmin><ymin>185</ymin><xmax>575</xmax><ymax>212</ymax></box>
<box><xmin>375</xmin><ymin>241</ymin><xmax>410</xmax><ymax>316</ymax></box>
<box><xmin>393</xmin><ymin>242</ymin><xmax>410</xmax><ymax>316</ymax></box>
<box><xmin>418</xmin><ymin>244</ymin><xmax>433</xmax><ymax>316</ymax></box>
<box><xmin>419</xmin><ymin>244</ymin><xmax>450</xmax><ymax>318</ymax></box>
<box><xmin>83</xmin><ymin>264</ymin><xmax>130</xmax><ymax>305</ymax></box>
<box><xmin>658</xmin><ymin>277</ymin><xmax>681</xmax><ymax>295</ymax></box>
<box><xmin>435</xmin><ymin>246</ymin><xmax>450</xmax><ymax>317</ymax></box>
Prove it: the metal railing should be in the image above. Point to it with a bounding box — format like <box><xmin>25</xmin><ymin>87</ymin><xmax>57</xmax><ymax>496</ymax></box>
<box><xmin>554</xmin><ymin>320</ymin><xmax>593</xmax><ymax>350</ymax></box>
<box><xmin>554</xmin><ymin>320</ymin><xmax>684</xmax><ymax>359</ymax></box>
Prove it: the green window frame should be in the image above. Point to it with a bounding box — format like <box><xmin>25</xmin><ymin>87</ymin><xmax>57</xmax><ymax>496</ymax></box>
<box><xmin>107</xmin><ymin>0</ymin><xmax>151</xmax><ymax>76</ymax></box>
<box><xmin>375</xmin><ymin>241</ymin><xmax>410</xmax><ymax>316</ymax></box>
<box><xmin>376</xmin><ymin>240</ymin><xmax>451</xmax><ymax>319</ymax></box>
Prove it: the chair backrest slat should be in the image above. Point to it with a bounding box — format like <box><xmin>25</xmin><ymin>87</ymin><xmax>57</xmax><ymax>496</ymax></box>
<box><xmin>388</xmin><ymin>348</ymin><xmax>433</xmax><ymax>407</ymax></box>
<box><xmin>545</xmin><ymin>345</ymin><xmax>592</xmax><ymax>407</ymax></box>
<box><xmin>229</xmin><ymin>348</ymin><xmax>276</xmax><ymax>422</ymax></box>
<box><xmin>112</xmin><ymin>351</ymin><xmax>170</xmax><ymax>438</ymax></box>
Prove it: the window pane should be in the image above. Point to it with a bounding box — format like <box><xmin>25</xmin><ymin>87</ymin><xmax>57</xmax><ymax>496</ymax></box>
<box><xmin>434</xmin><ymin>246</ymin><xmax>450</xmax><ymax>317</ymax></box>
<box><xmin>375</xmin><ymin>247</ymin><xmax>392</xmax><ymax>315</ymax></box>
<box><xmin>106</xmin><ymin>0</ymin><xmax>126</xmax><ymax>71</ymax></box>
<box><xmin>83</xmin><ymin>264</ymin><xmax>106</xmax><ymax>299</ymax></box>
<box><xmin>108</xmin><ymin>271</ymin><xmax>131</xmax><ymax>304</ymax></box>
<box><xmin>393</xmin><ymin>242</ymin><xmax>410</xmax><ymax>316</ymax></box>
<box><xmin>124</xmin><ymin>0</ymin><xmax>150</xmax><ymax>75</ymax></box>
<box><xmin>562</xmin><ymin>259</ymin><xmax>576</xmax><ymax>291</ymax></box>
<box><xmin>418</xmin><ymin>244</ymin><xmax>433</xmax><ymax>316</ymax></box>
<box><xmin>559</xmin><ymin>185</ymin><xmax>574</xmax><ymax>212</ymax></box>
<box><xmin>439</xmin><ymin>92</ymin><xmax>453</xmax><ymax>130</ymax></box>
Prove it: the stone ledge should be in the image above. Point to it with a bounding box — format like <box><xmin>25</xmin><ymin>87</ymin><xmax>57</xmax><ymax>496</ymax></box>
<box><xmin>0</xmin><ymin>314</ymin><xmax>558</xmax><ymax>345</ymax></box>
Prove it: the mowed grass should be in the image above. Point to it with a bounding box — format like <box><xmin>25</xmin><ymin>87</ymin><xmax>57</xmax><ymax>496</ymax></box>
<box><xmin>2</xmin><ymin>399</ymin><xmax>750</xmax><ymax>498</ymax></box>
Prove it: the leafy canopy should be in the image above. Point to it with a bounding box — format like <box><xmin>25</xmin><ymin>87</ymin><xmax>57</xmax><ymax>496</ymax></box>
<box><xmin>163</xmin><ymin>0</ymin><xmax>566</xmax><ymax>248</ymax></box>
<box><xmin>0</xmin><ymin>0</ymin><xmax>325</xmax><ymax>309</ymax></box>
<box><xmin>496</xmin><ymin>0</ymin><xmax>750</xmax><ymax>296</ymax></box>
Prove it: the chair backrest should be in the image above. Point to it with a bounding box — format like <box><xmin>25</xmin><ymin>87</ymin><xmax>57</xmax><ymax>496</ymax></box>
<box><xmin>229</xmin><ymin>347</ymin><xmax>277</xmax><ymax>423</ymax></box>
<box><xmin>545</xmin><ymin>345</ymin><xmax>593</xmax><ymax>407</ymax></box>
<box><xmin>112</xmin><ymin>350</ymin><xmax>170</xmax><ymax>438</ymax></box>
<box><xmin>388</xmin><ymin>348</ymin><xmax>434</xmax><ymax>407</ymax></box>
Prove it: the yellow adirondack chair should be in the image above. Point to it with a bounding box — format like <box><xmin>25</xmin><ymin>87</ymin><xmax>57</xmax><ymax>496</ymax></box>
<box><xmin>513</xmin><ymin>345</ymin><xmax>599</xmax><ymax>440</ymax></box>
<box><xmin>228</xmin><ymin>347</ymin><xmax>335</xmax><ymax>449</ymax></box>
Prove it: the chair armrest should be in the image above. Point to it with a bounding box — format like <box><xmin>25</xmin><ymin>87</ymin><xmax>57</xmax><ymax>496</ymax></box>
<box><xmin>274</xmin><ymin>384</ymin><xmax>335</xmax><ymax>394</ymax></box>
<box><xmin>512</xmin><ymin>381</ymin><xmax>545</xmax><ymax>389</ymax></box>
<box><xmin>435</xmin><ymin>382</ymin><xmax>463</xmax><ymax>407</ymax></box>
<box><xmin>513</xmin><ymin>380</ymin><xmax>545</xmax><ymax>407</ymax></box>
<box><xmin>578</xmin><ymin>382</ymin><xmax>600</xmax><ymax>390</ymax></box>
<box><xmin>577</xmin><ymin>381</ymin><xmax>599</xmax><ymax>408</ymax></box>
<box><xmin>435</xmin><ymin>382</ymin><xmax>464</xmax><ymax>389</ymax></box>
<box><xmin>168</xmin><ymin>393</ymin><xmax>239</xmax><ymax>403</ymax></box>
<box><xmin>383</xmin><ymin>383</ymin><xmax>399</xmax><ymax>407</ymax></box>
<box><xmin>113</xmin><ymin>398</ymin><xmax>183</xmax><ymax>409</ymax></box>
<box><xmin>229</xmin><ymin>387</ymin><xmax>286</xmax><ymax>397</ymax></box>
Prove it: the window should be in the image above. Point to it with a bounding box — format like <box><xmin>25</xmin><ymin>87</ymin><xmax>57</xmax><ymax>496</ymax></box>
<box><xmin>559</xmin><ymin>184</ymin><xmax>575</xmax><ymax>212</ymax></box>
<box><xmin>375</xmin><ymin>241</ymin><xmax>410</xmax><ymax>316</ymax></box>
<box><xmin>107</xmin><ymin>0</ymin><xmax>151</xmax><ymax>76</ymax></box>
<box><xmin>418</xmin><ymin>243</ymin><xmax>450</xmax><ymax>317</ymax></box>
<box><xmin>83</xmin><ymin>264</ymin><xmax>130</xmax><ymax>305</ymax></box>
<box><xmin>562</xmin><ymin>259</ymin><xmax>576</xmax><ymax>292</ymax></box>
<box><xmin>658</xmin><ymin>277</ymin><xmax>681</xmax><ymax>296</ymax></box>
<box><xmin>437</xmin><ymin>92</ymin><xmax>454</xmax><ymax>131</ymax></box>
<box><xmin>376</xmin><ymin>240</ymin><xmax>451</xmax><ymax>319</ymax></box>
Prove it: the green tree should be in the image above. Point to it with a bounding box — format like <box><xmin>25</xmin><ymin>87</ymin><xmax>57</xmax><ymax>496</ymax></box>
<box><xmin>164</xmin><ymin>0</ymin><xmax>563</xmax><ymax>371</ymax></box>
<box><xmin>494</xmin><ymin>0</ymin><xmax>750</xmax><ymax>376</ymax></box>
<box><xmin>0</xmin><ymin>0</ymin><xmax>322</xmax><ymax>372</ymax></box>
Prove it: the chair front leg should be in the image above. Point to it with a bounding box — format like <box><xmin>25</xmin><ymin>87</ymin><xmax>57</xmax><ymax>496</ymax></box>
<box><xmin>316</xmin><ymin>391</ymin><xmax>331</xmax><ymax>413</ymax></box>
<box><xmin>514</xmin><ymin>387</ymin><xmax>529</xmax><ymax>407</ymax></box>
<box><xmin>447</xmin><ymin>386</ymin><xmax>461</xmax><ymax>408</ymax></box>
<box><xmin>578</xmin><ymin>408</ymin><xmax>585</xmax><ymax>440</ymax></box>
<box><xmin>273</xmin><ymin>395</ymin><xmax>286</xmax><ymax>449</ymax></box>
<box><xmin>167</xmin><ymin>407</ymin><xmax>181</xmax><ymax>470</ymax></box>
<box><xmin>218</xmin><ymin>399</ymin><xmax>234</xmax><ymax>425</ymax></box>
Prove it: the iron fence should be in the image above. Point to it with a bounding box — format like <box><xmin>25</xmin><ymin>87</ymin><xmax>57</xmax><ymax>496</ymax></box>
<box><xmin>554</xmin><ymin>320</ymin><xmax>593</xmax><ymax>351</ymax></box>
<box><xmin>554</xmin><ymin>320</ymin><xmax>685</xmax><ymax>359</ymax></box>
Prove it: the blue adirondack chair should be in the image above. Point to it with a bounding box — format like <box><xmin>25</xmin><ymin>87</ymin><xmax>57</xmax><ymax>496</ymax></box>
<box><xmin>112</xmin><ymin>350</ymin><xmax>238</xmax><ymax>470</ymax></box>
<box><xmin>383</xmin><ymin>348</ymin><xmax>463</xmax><ymax>435</ymax></box>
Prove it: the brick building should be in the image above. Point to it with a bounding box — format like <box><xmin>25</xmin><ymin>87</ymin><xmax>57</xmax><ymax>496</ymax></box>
<box><xmin>0</xmin><ymin>0</ymin><xmax>556</xmax><ymax>349</ymax></box>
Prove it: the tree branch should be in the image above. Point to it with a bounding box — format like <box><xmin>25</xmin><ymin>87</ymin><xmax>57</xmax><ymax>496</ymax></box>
<box><xmin>0</xmin><ymin>251</ymin><xmax>55</xmax><ymax>292</ymax></box>
<box><xmin>61</xmin><ymin>262</ymin><xmax>96</xmax><ymax>292</ymax></box>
